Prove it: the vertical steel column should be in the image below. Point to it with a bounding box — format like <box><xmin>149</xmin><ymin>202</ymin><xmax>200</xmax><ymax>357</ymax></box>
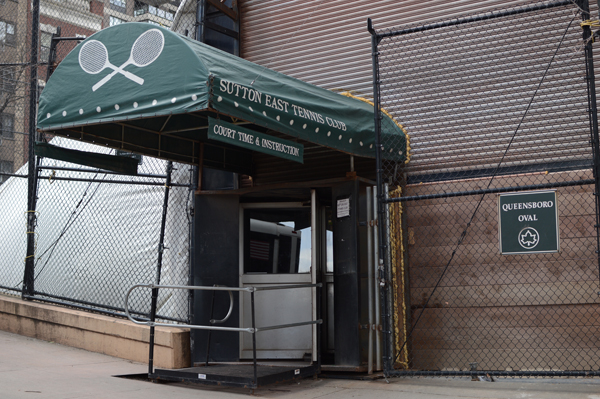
<box><xmin>251</xmin><ymin>289</ymin><xmax>258</xmax><ymax>388</ymax></box>
<box><xmin>196</xmin><ymin>0</ymin><xmax>207</xmax><ymax>42</ymax></box>
<box><xmin>148</xmin><ymin>161</ymin><xmax>173</xmax><ymax>375</ymax></box>
<box><xmin>368</xmin><ymin>18</ymin><xmax>393</xmax><ymax>376</ymax></box>
<box><xmin>188</xmin><ymin>165</ymin><xmax>197</xmax><ymax>366</ymax></box>
<box><xmin>366</xmin><ymin>186</ymin><xmax>374</xmax><ymax>374</ymax></box>
<box><xmin>316</xmin><ymin>279</ymin><xmax>322</xmax><ymax>370</ymax></box>
<box><xmin>579</xmin><ymin>0</ymin><xmax>600</xmax><ymax>283</ymax></box>
<box><xmin>373</xmin><ymin>186</ymin><xmax>382</xmax><ymax>371</ymax></box>
<box><xmin>23</xmin><ymin>0</ymin><xmax>41</xmax><ymax>298</ymax></box>
<box><xmin>310</xmin><ymin>189</ymin><xmax>318</xmax><ymax>363</ymax></box>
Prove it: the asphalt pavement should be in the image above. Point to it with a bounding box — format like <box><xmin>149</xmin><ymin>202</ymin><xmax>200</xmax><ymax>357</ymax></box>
<box><xmin>2</xmin><ymin>329</ymin><xmax>600</xmax><ymax>399</ymax></box>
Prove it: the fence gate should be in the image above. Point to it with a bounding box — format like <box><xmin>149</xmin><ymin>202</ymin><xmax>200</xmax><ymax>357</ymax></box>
<box><xmin>370</xmin><ymin>0</ymin><xmax>600</xmax><ymax>377</ymax></box>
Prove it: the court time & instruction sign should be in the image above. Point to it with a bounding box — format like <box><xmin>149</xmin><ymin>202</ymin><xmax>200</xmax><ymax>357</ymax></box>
<box><xmin>208</xmin><ymin>117</ymin><xmax>304</xmax><ymax>163</ymax></box>
<box><xmin>498</xmin><ymin>190</ymin><xmax>559</xmax><ymax>255</ymax></box>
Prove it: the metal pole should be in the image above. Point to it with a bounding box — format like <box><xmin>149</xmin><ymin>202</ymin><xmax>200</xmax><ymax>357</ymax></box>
<box><xmin>368</xmin><ymin>18</ymin><xmax>392</xmax><ymax>375</ymax></box>
<box><xmin>379</xmin><ymin>0</ymin><xmax>571</xmax><ymax>38</ymax></box>
<box><xmin>251</xmin><ymin>290</ymin><xmax>258</xmax><ymax>388</ymax></box>
<box><xmin>45</xmin><ymin>27</ymin><xmax>60</xmax><ymax>79</ymax></box>
<box><xmin>188</xmin><ymin>165</ymin><xmax>197</xmax><ymax>366</ymax></box>
<box><xmin>311</xmin><ymin>189</ymin><xmax>318</xmax><ymax>362</ymax></box>
<box><xmin>373</xmin><ymin>186</ymin><xmax>382</xmax><ymax>370</ymax></box>
<box><xmin>148</xmin><ymin>161</ymin><xmax>173</xmax><ymax>375</ymax></box>
<box><xmin>196</xmin><ymin>0</ymin><xmax>206</xmax><ymax>42</ymax></box>
<box><xmin>366</xmin><ymin>186</ymin><xmax>374</xmax><ymax>374</ymax></box>
<box><xmin>205</xmin><ymin>289</ymin><xmax>216</xmax><ymax>366</ymax></box>
<box><xmin>316</xmin><ymin>277</ymin><xmax>322</xmax><ymax>370</ymax></box>
<box><xmin>579</xmin><ymin>0</ymin><xmax>600</xmax><ymax>284</ymax></box>
<box><xmin>32</xmin><ymin>175</ymin><xmax>189</xmax><ymax>187</ymax></box>
<box><xmin>384</xmin><ymin>183</ymin><xmax>394</xmax><ymax>371</ymax></box>
<box><xmin>22</xmin><ymin>0</ymin><xmax>41</xmax><ymax>298</ymax></box>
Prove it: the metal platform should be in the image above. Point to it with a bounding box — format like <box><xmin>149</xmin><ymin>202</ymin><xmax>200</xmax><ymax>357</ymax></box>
<box><xmin>125</xmin><ymin>282</ymin><xmax>323</xmax><ymax>390</ymax></box>
<box><xmin>151</xmin><ymin>363</ymin><xmax>319</xmax><ymax>389</ymax></box>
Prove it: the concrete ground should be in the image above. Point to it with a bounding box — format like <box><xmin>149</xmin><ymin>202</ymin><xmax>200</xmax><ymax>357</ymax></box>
<box><xmin>2</xmin><ymin>329</ymin><xmax>600</xmax><ymax>399</ymax></box>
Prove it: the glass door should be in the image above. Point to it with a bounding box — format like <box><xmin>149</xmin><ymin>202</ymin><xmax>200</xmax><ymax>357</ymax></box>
<box><xmin>239</xmin><ymin>196</ymin><xmax>318</xmax><ymax>360</ymax></box>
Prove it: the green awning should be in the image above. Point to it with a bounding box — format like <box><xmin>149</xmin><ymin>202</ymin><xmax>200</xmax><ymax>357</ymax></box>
<box><xmin>38</xmin><ymin>23</ymin><xmax>408</xmax><ymax>169</ymax></box>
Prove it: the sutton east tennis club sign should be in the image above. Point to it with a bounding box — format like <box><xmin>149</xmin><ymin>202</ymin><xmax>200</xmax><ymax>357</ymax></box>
<box><xmin>208</xmin><ymin>117</ymin><xmax>304</xmax><ymax>163</ymax></box>
<box><xmin>498</xmin><ymin>190</ymin><xmax>559</xmax><ymax>255</ymax></box>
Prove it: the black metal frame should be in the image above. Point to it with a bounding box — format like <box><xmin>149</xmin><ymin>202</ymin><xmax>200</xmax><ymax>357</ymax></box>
<box><xmin>17</xmin><ymin>25</ymin><xmax>194</xmax><ymax>316</ymax></box>
<box><xmin>23</xmin><ymin>0</ymin><xmax>41</xmax><ymax>299</ymax></box>
<box><xmin>19</xmin><ymin>158</ymin><xmax>192</xmax><ymax>321</ymax></box>
<box><xmin>125</xmin><ymin>283</ymin><xmax>322</xmax><ymax>390</ymax></box>
<box><xmin>370</xmin><ymin>0</ymin><xmax>600</xmax><ymax>378</ymax></box>
<box><xmin>580</xmin><ymin>0</ymin><xmax>600</xmax><ymax>283</ymax></box>
<box><xmin>151</xmin><ymin>363</ymin><xmax>321</xmax><ymax>389</ymax></box>
<box><xmin>23</xmin><ymin>24</ymin><xmax>85</xmax><ymax>299</ymax></box>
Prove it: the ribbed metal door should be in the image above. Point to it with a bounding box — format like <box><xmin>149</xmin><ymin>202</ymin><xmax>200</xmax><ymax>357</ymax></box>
<box><xmin>241</xmin><ymin>0</ymin><xmax>526</xmax><ymax>96</ymax></box>
<box><xmin>240</xmin><ymin>1</ymin><xmax>589</xmax><ymax>178</ymax></box>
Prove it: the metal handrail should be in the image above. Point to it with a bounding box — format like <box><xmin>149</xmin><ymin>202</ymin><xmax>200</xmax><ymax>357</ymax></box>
<box><xmin>124</xmin><ymin>283</ymin><xmax>253</xmax><ymax>332</ymax></box>
<box><xmin>210</xmin><ymin>287</ymin><xmax>234</xmax><ymax>325</ymax></box>
<box><xmin>123</xmin><ymin>282</ymin><xmax>323</xmax><ymax>333</ymax></box>
<box><xmin>126</xmin><ymin>281</ymin><xmax>323</xmax><ymax>388</ymax></box>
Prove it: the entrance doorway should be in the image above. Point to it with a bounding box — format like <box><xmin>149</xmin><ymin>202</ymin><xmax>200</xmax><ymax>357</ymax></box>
<box><xmin>239</xmin><ymin>192</ymin><xmax>333</xmax><ymax>360</ymax></box>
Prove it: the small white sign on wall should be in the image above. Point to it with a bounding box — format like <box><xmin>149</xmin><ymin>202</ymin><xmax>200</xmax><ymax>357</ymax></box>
<box><xmin>337</xmin><ymin>197</ymin><xmax>350</xmax><ymax>218</ymax></box>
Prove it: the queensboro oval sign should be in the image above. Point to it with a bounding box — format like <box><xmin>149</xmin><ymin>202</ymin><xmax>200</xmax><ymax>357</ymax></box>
<box><xmin>498</xmin><ymin>190</ymin><xmax>559</xmax><ymax>255</ymax></box>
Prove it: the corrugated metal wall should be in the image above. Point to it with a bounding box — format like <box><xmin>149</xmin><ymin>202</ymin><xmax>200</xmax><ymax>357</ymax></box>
<box><xmin>240</xmin><ymin>0</ymin><xmax>526</xmax><ymax>96</ymax></box>
<box><xmin>240</xmin><ymin>0</ymin><xmax>593</xmax><ymax>179</ymax></box>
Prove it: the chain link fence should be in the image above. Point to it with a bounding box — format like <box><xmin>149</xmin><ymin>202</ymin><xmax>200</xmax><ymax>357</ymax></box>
<box><xmin>1</xmin><ymin>137</ymin><xmax>195</xmax><ymax>322</ymax></box>
<box><xmin>372</xmin><ymin>0</ymin><xmax>600</xmax><ymax>376</ymax></box>
<box><xmin>0</xmin><ymin>0</ymin><xmax>29</xmax><ymax>235</ymax></box>
<box><xmin>0</xmin><ymin>0</ymin><xmax>196</xmax><ymax>322</ymax></box>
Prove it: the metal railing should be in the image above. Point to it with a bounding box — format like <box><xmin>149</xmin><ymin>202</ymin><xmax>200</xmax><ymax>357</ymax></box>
<box><xmin>124</xmin><ymin>282</ymin><xmax>322</xmax><ymax>387</ymax></box>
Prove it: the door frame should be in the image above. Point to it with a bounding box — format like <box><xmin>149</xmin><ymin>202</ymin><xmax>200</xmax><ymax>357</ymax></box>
<box><xmin>238</xmin><ymin>196</ymin><xmax>318</xmax><ymax>360</ymax></box>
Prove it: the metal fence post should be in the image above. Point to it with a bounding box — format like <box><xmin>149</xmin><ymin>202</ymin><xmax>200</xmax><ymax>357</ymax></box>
<box><xmin>148</xmin><ymin>160</ymin><xmax>173</xmax><ymax>375</ymax></box>
<box><xmin>579</xmin><ymin>0</ymin><xmax>600</xmax><ymax>283</ymax></box>
<box><xmin>368</xmin><ymin>18</ymin><xmax>393</xmax><ymax>375</ymax></box>
<box><xmin>22</xmin><ymin>0</ymin><xmax>41</xmax><ymax>299</ymax></box>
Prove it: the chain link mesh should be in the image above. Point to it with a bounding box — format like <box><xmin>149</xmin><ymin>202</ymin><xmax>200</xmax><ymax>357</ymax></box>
<box><xmin>0</xmin><ymin>0</ymin><xmax>195</xmax><ymax>322</ymax></box>
<box><xmin>374</xmin><ymin>0</ymin><xmax>600</xmax><ymax>375</ymax></box>
<box><xmin>0</xmin><ymin>0</ymin><xmax>35</xmax><ymax>296</ymax></box>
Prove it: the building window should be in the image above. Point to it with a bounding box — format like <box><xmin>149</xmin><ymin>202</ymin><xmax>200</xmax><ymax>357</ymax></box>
<box><xmin>109</xmin><ymin>16</ymin><xmax>126</xmax><ymax>26</ymax></box>
<box><xmin>0</xmin><ymin>20</ymin><xmax>16</xmax><ymax>46</ymax></box>
<box><xmin>134</xmin><ymin>1</ymin><xmax>174</xmax><ymax>21</ymax></box>
<box><xmin>40</xmin><ymin>31</ymin><xmax>53</xmax><ymax>63</ymax></box>
<box><xmin>110</xmin><ymin>0</ymin><xmax>126</xmax><ymax>13</ymax></box>
<box><xmin>0</xmin><ymin>67</ymin><xmax>15</xmax><ymax>94</ymax></box>
<box><xmin>1</xmin><ymin>114</ymin><xmax>13</xmax><ymax>139</ymax></box>
<box><xmin>0</xmin><ymin>161</ymin><xmax>13</xmax><ymax>184</ymax></box>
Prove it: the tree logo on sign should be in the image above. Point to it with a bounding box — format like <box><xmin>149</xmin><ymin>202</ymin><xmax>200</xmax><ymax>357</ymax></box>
<box><xmin>518</xmin><ymin>227</ymin><xmax>539</xmax><ymax>249</ymax></box>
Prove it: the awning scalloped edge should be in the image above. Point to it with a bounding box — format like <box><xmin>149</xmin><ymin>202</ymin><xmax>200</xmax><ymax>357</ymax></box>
<box><xmin>340</xmin><ymin>91</ymin><xmax>411</xmax><ymax>165</ymax></box>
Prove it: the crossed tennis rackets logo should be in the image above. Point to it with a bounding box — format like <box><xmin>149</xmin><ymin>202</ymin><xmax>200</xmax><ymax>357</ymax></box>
<box><xmin>78</xmin><ymin>29</ymin><xmax>165</xmax><ymax>92</ymax></box>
